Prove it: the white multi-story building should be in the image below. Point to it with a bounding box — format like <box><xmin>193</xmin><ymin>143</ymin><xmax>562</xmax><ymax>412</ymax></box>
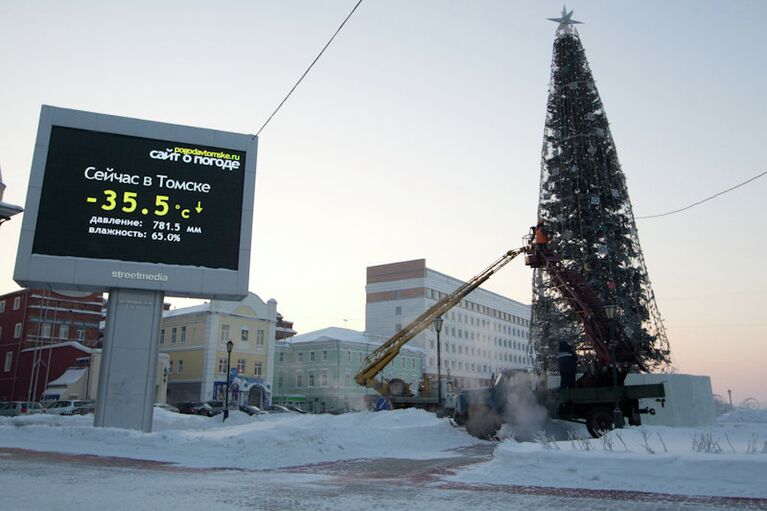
<box><xmin>365</xmin><ymin>259</ymin><xmax>532</xmax><ymax>389</ymax></box>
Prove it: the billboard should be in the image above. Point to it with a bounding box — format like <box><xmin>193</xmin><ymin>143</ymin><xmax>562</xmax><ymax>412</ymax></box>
<box><xmin>15</xmin><ymin>106</ymin><xmax>257</xmax><ymax>299</ymax></box>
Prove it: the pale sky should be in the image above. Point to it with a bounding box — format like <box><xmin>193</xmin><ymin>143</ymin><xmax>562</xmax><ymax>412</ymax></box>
<box><xmin>1</xmin><ymin>1</ymin><xmax>765</xmax><ymax>404</ymax></box>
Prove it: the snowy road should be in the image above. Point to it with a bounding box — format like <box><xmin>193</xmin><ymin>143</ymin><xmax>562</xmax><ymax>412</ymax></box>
<box><xmin>2</xmin><ymin>446</ymin><xmax>764</xmax><ymax>511</ymax></box>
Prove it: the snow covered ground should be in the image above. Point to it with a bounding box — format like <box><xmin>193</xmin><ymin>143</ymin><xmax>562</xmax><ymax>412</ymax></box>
<box><xmin>1</xmin><ymin>407</ymin><xmax>766</xmax><ymax>501</ymax></box>
<box><xmin>452</xmin><ymin>408</ymin><xmax>767</xmax><ymax>498</ymax></box>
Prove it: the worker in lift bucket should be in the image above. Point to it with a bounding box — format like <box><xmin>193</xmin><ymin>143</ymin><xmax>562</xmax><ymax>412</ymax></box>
<box><xmin>557</xmin><ymin>341</ymin><xmax>577</xmax><ymax>389</ymax></box>
<box><xmin>532</xmin><ymin>219</ymin><xmax>549</xmax><ymax>248</ymax></box>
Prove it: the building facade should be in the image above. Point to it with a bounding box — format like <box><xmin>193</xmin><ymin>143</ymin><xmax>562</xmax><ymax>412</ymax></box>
<box><xmin>365</xmin><ymin>259</ymin><xmax>532</xmax><ymax>390</ymax></box>
<box><xmin>15</xmin><ymin>342</ymin><xmax>170</xmax><ymax>404</ymax></box>
<box><xmin>160</xmin><ymin>293</ymin><xmax>278</xmax><ymax>407</ymax></box>
<box><xmin>273</xmin><ymin>327</ymin><xmax>425</xmax><ymax>413</ymax></box>
<box><xmin>0</xmin><ymin>289</ymin><xmax>104</xmax><ymax>401</ymax></box>
<box><xmin>275</xmin><ymin>312</ymin><xmax>297</xmax><ymax>340</ymax></box>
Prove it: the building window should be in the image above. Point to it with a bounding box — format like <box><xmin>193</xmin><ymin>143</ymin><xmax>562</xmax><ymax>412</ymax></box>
<box><xmin>237</xmin><ymin>359</ymin><xmax>245</xmax><ymax>373</ymax></box>
<box><xmin>41</xmin><ymin>323</ymin><xmax>52</xmax><ymax>338</ymax></box>
<box><xmin>277</xmin><ymin>375</ymin><xmax>283</xmax><ymax>387</ymax></box>
<box><xmin>14</xmin><ymin>323</ymin><xmax>22</xmax><ymax>339</ymax></box>
<box><xmin>13</xmin><ymin>296</ymin><xmax>21</xmax><ymax>310</ymax></box>
<box><xmin>322</xmin><ymin>350</ymin><xmax>328</xmax><ymax>362</ymax></box>
<box><xmin>321</xmin><ymin>372</ymin><xmax>328</xmax><ymax>386</ymax></box>
<box><xmin>169</xmin><ymin>360</ymin><xmax>174</xmax><ymax>373</ymax></box>
<box><xmin>177</xmin><ymin>360</ymin><xmax>184</xmax><ymax>374</ymax></box>
<box><xmin>395</xmin><ymin>323</ymin><xmax>402</xmax><ymax>332</ymax></box>
<box><xmin>345</xmin><ymin>374</ymin><xmax>351</xmax><ymax>387</ymax></box>
<box><xmin>254</xmin><ymin>361</ymin><xmax>262</xmax><ymax>376</ymax></box>
<box><xmin>346</xmin><ymin>350</ymin><xmax>351</xmax><ymax>362</ymax></box>
<box><xmin>310</xmin><ymin>351</ymin><xmax>315</xmax><ymax>362</ymax></box>
<box><xmin>358</xmin><ymin>352</ymin><xmax>363</xmax><ymax>362</ymax></box>
<box><xmin>279</xmin><ymin>352</ymin><xmax>284</xmax><ymax>362</ymax></box>
<box><xmin>3</xmin><ymin>352</ymin><xmax>12</xmax><ymax>372</ymax></box>
<box><xmin>257</xmin><ymin>329</ymin><xmax>265</xmax><ymax>346</ymax></box>
<box><xmin>180</xmin><ymin>326</ymin><xmax>186</xmax><ymax>343</ymax></box>
<box><xmin>296</xmin><ymin>374</ymin><xmax>303</xmax><ymax>387</ymax></box>
<box><xmin>159</xmin><ymin>329</ymin><xmax>165</xmax><ymax>344</ymax></box>
<box><xmin>0</xmin><ymin>300</ymin><xmax>5</xmax><ymax>313</ymax></box>
<box><xmin>395</xmin><ymin>306</ymin><xmax>401</xmax><ymax>315</ymax></box>
<box><xmin>221</xmin><ymin>324</ymin><xmax>230</xmax><ymax>342</ymax></box>
<box><xmin>218</xmin><ymin>358</ymin><xmax>226</xmax><ymax>373</ymax></box>
<box><xmin>241</xmin><ymin>328</ymin><xmax>249</xmax><ymax>341</ymax></box>
<box><xmin>59</xmin><ymin>325</ymin><xmax>69</xmax><ymax>339</ymax></box>
<box><xmin>298</xmin><ymin>352</ymin><xmax>304</xmax><ymax>362</ymax></box>
<box><xmin>76</xmin><ymin>329</ymin><xmax>85</xmax><ymax>341</ymax></box>
<box><xmin>308</xmin><ymin>373</ymin><xmax>315</xmax><ymax>387</ymax></box>
<box><xmin>171</xmin><ymin>327</ymin><xmax>177</xmax><ymax>344</ymax></box>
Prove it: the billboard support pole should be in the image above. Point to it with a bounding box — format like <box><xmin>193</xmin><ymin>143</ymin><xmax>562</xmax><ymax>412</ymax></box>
<box><xmin>94</xmin><ymin>288</ymin><xmax>164</xmax><ymax>432</ymax></box>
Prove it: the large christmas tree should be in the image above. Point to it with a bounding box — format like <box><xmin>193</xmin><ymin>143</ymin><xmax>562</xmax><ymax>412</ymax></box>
<box><xmin>531</xmin><ymin>9</ymin><xmax>671</xmax><ymax>373</ymax></box>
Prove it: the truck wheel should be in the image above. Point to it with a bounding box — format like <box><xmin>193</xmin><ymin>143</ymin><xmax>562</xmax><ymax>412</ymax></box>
<box><xmin>465</xmin><ymin>404</ymin><xmax>501</xmax><ymax>439</ymax></box>
<box><xmin>387</xmin><ymin>378</ymin><xmax>408</xmax><ymax>397</ymax></box>
<box><xmin>586</xmin><ymin>407</ymin><xmax>614</xmax><ymax>438</ymax></box>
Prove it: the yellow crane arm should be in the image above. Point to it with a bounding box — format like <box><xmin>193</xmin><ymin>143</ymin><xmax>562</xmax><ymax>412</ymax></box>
<box><xmin>354</xmin><ymin>248</ymin><xmax>525</xmax><ymax>393</ymax></box>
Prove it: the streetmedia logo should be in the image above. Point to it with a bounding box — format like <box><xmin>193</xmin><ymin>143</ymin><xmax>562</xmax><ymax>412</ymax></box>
<box><xmin>149</xmin><ymin>146</ymin><xmax>241</xmax><ymax>171</ymax></box>
<box><xmin>112</xmin><ymin>270</ymin><xmax>169</xmax><ymax>282</ymax></box>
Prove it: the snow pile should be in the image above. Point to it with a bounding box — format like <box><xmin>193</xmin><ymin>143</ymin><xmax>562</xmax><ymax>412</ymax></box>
<box><xmin>450</xmin><ymin>422</ymin><xmax>767</xmax><ymax>498</ymax></box>
<box><xmin>717</xmin><ymin>407</ymin><xmax>767</xmax><ymax>424</ymax></box>
<box><xmin>0</xmin><ymin>408</ymin><xmax>477</xmax><ymax>469</ymax></box>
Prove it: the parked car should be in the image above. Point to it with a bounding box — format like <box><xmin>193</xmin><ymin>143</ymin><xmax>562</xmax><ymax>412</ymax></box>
<box><xmin>285</xmin><ymin>405</ymin><xmax>308</xmax><ymax>414</ymax></box>
<box><xmin>205</xmin><ymin>401</ymin><xmax>226</xmax><ymax>415</ymax></box>
<box><xmin>239</xmin><ymin>404</ymin><xmax>267</xmax><ymax>416</ymax></box>
<box><xmin>44</xmin><ymin>400</ymin><xmax>94</xmax><ymax>416</ymax></box>
<box><xmin>71</xmin><ymin>402</ymin><xmax>96</xmax><ymax>415</ymax></box>
<box><xmin>176</xmin><ymin>401</ymin><xmax>215</xmax><ymax>417</ymax></box>
<box><xmin>0</xmin><ymin>401</ymin><xmax>45</xmax><ymax>417</ymax></box>
<box><xmin>154</xmin><ymin>403</ymin><xmax>179</xmax><ymax>413</ymax></box>
<box><xmin>263</xmin><ymin>404</ymin><xmax>294</xmax><ymax>413</ymax></box>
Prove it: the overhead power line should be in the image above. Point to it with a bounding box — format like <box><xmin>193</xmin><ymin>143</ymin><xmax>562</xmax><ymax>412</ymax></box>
<box><xmin>635</xmin><ymin>170</ymin><xmax>767</xmax><ymax>220</ymax></box>
<box><xmin>255</xmin><ymin>0</ymin><xmax>365</xmax><ymax>137</ymax></box>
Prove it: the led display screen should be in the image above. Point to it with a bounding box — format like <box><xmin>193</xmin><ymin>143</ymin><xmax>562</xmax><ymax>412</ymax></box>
<box><xmin>32</xmin><ymin>126</ymin><xmax>246</xmax><ymax>270</ymax></box>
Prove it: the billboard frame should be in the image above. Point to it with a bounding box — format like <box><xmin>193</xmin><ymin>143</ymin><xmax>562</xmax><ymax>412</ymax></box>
<box><xmin>14</xmin><ymin>105</ymin><xmax>257</xmax><ymax>300</ymax></box>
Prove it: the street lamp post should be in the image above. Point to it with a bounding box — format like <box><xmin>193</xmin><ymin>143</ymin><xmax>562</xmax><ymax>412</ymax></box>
<box><xmin>224</xmin><ymin>340</ymin><xmax>234</xmax><ymax>422</ymax></box>
<box><xmin>432</xmin><ymin>316</ymin><xmax>444</xmax><ymax>412</ymax></box>
<box><xmin>603</xmin><ymin>304</ymin><xmax>625</xmax><ymax>429</ymax></box>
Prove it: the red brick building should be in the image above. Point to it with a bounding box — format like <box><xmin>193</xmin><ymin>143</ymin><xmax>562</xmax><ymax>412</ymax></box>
<box><xmin>0</xmin><ymin>289</ymin><xmax>104</xmax><ymax>401</ymax></box>
<box><xmin>275</xmin><ymin>312</ymin><xmax>297</xmax><ymax>340</ymax></box>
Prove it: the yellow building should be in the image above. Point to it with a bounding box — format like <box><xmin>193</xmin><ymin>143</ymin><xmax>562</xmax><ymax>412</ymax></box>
<box><xmin>159</xmin><ymin>293</ymin><xmax>277</xmax><ymax>407</ymax></box>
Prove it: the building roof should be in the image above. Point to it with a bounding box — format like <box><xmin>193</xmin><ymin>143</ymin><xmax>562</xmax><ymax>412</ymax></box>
<box><xmin>282</xmin><ymin>327</ymin><xmax>424</xmax><ymax>354</ymax></box>
<box><xmin>21</xmin><ymin>341</ymin><xmax>96</xmax><ymax>354</ymax></box>
<box><xmin>163</xmin><ymin>302</ymin><xmax>210</xmax><ymax>319</ymax></box>
<box><xmin>162</xmin><ymin>292</ymin><xmax>277</xmax><ymax>321</ymax></box>
<box><xmin>47</xmin><ymin>367</ymin><xmax>88</xmax><ymax>386</ymax></box>
<box><xmin>289</xmin><ymin>327</ymin><xmax>367</xmax><ymax>344</ymax></box>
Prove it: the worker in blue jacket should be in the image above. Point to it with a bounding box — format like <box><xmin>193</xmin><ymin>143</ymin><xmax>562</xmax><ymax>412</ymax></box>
<box><xmin>558</xmin><ymin>340</ymin><xmax>577</xmax><ymax>389</ymax></box>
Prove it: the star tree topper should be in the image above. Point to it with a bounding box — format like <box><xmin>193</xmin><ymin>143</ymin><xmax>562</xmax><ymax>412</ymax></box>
<box><xmin>547</xmin><ymin>6</ymin><xmax>582</xmax><ymax>26</ymax></box>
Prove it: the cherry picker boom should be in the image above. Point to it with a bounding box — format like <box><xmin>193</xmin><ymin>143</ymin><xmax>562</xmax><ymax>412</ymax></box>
<box><xmin>355</xmin><ymin>247</ymin><xmax>526</xmax><ymax>408</ymax></box>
